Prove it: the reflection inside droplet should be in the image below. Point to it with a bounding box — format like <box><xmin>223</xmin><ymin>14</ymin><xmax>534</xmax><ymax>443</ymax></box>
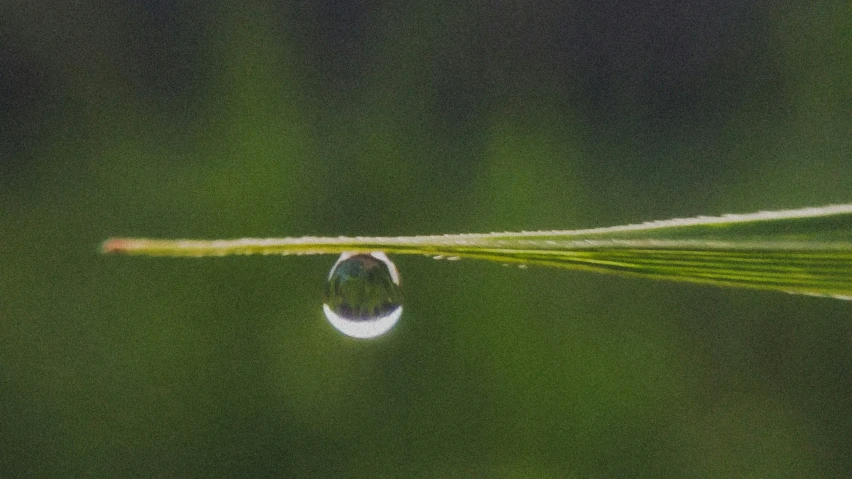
<box><xmin>323</xmin><ymin>252</ymin><xmax>403</xmax><ymax>339</ymax></box>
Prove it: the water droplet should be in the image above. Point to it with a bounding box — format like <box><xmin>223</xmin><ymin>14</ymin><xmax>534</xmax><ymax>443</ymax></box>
<box><xmin>323</xmin><ymin>252</ymin><xmax>403</xmax><ymax>339</ymax></box>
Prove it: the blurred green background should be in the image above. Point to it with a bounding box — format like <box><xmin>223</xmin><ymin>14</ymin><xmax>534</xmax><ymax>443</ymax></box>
<box><xmin>2</xmin><ymin>1</ymin><xmax>851</xmax><ymax>477</ymax></box>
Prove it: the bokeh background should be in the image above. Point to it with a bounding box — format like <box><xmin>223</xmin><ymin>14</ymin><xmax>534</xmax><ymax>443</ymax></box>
<box><xmin>2</xmin><ymin>1</ymin><xmax>851</xmax><ymax>477</ymax></box>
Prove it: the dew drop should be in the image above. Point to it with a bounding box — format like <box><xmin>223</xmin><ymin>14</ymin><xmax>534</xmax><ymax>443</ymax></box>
<box><xmin>323</xmin><ymin>252</ymin><xmax>403</xmax><ymax>339</ymax></box>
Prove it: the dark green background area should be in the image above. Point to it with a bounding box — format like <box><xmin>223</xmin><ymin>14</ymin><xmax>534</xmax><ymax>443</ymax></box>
<box><xmin>1</xmin><ymin>1</ymin><xmax>850</xmax><ymax>477</ymax></box>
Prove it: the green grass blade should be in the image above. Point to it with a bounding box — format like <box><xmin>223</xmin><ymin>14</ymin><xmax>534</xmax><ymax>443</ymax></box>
<box><xmin>103</xmin><ymin>204</ymin><xmax>852</xmax><ymax>299</ymax></box>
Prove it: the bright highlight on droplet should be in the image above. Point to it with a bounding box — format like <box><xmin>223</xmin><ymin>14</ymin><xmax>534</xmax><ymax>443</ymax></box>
<box><xmin>323</xmin><ymin>252</ymin><xmax>403</xmax><ymax>339</ymax></box>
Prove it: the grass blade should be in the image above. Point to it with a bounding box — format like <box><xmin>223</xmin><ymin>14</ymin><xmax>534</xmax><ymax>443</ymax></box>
<box><xmin>103</xmin><ymin>204</ymin><xmax>852</xmax><ymax>299</ymax></box>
